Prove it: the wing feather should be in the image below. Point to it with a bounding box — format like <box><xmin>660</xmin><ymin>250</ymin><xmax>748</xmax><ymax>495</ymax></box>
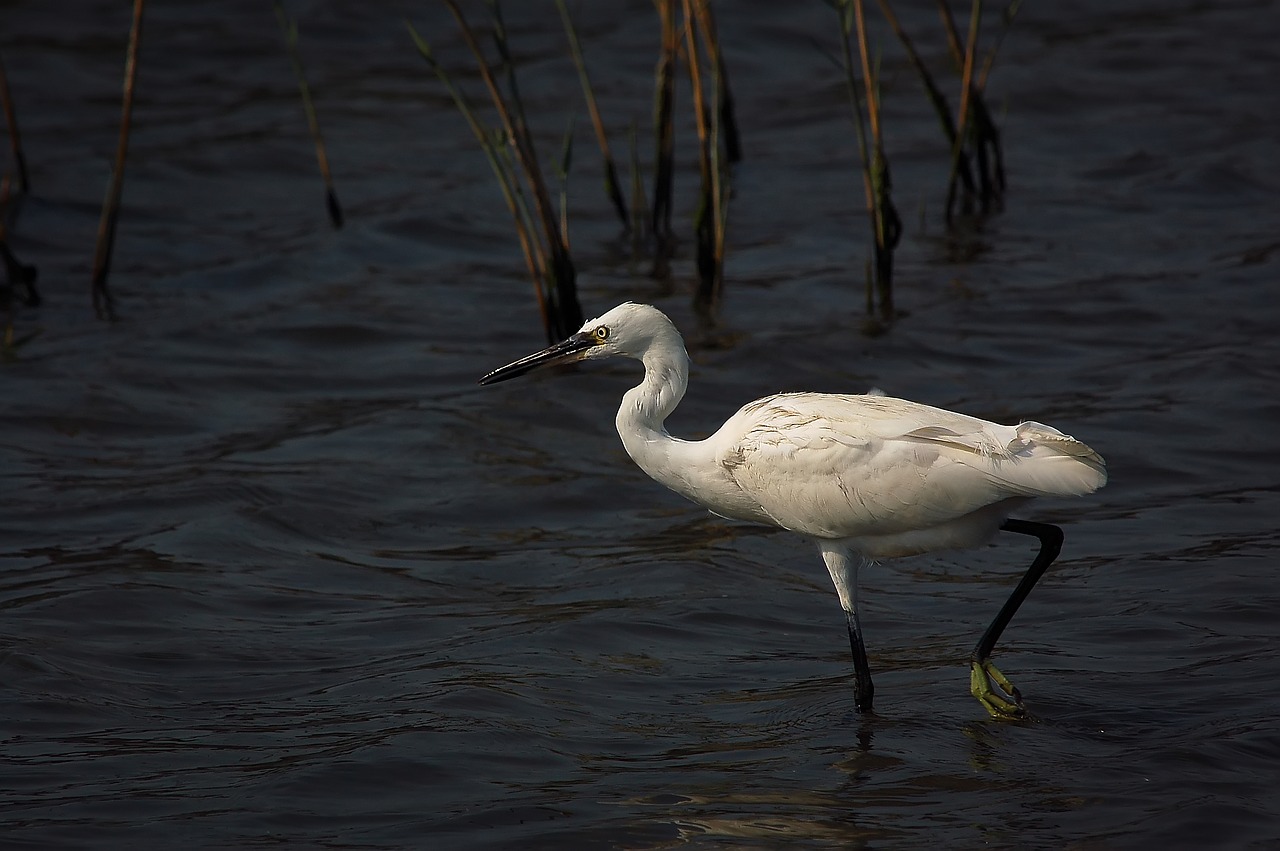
<box><xmin>713</xmin><ymin>392</ymin><xmax>1105</xmax><ymax>540</ymax></box>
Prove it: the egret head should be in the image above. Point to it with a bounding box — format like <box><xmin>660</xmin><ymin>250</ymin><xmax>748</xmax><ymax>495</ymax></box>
<box><xmin>479</xmin><ymin>302</ymin><xmax>676</xmax><ymax>385</ymax></box>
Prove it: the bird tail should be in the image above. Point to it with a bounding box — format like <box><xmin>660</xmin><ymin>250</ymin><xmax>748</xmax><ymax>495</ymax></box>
<box><xmin>1009</xmin><ymin>421</ymin><xmax>1107</xmax><ymax>496</ymax></box>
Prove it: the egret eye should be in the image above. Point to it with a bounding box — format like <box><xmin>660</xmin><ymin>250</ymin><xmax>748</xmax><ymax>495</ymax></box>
<box><xmin>593</xmin><ymin>326</ymin><xmax>610</xmax><ymax>342</ymax></box>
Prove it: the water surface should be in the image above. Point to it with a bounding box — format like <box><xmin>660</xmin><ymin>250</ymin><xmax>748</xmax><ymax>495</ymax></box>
<box><xmin>3</xmin><ymin>1</ymin><xmax>1279</xmax><ymax>847</ymax></box>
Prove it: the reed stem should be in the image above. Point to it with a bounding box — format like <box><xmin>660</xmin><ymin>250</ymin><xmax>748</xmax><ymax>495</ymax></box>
<box><xmin>274</xmin><ymin>2</ymin><xmax>343</xmax><ymax>228</ymax></box>
<box><xmin>686</xmin><ymin>0</ymin><xmax>730</xmax><ymax>311</ymax></box>
<box><xmin>650</xmin><ymin>0</ymin><xmax>678</xmax><ymax>275</ymax></box>
<box><xmin>683</xmin><ymin>0</ymin><xmax>713</xmax><ymax>309</ymax></box>
<box><xmin>840</xmin><ymin>0</ymin><xmax>899</xmax><ymax>319</ymax></box>
<box><xmin>555</xmin><ymin>0</ymin><xmax>630</xmax><ymax>230</ymax></box>
<box><xmin>91</xmin><ymin>0</ymin><xmax>145</xmax><ymax>320</ymax></box>
<box><xmin>409</xmin><ymin>23</ymin><xmax>549</xmax><ymax>332</ymax></box>
<box><xmin>627</xmin><ymin>120</ymin><xmax>648</xmax><ymax>258</ymax></box>
<box><xmin>0</xmin><ymin>52</ymin><xmax>30</xmax><ymax>194</ymax></box>
<box><xmin>937</xmin><ymin>0</ymin><xmax>1007</xmax><ymax>218</ymax></box>
<box><xmin>693</xmin><ymin>4</ymin><xmax>740</xmax><ymax>165</ymax></box>
<box><xmin>873</xmin><ymin>0</ymin><xmax>978</xmax><ymax>203</ymax></box>
<box><xmin>440</xmin><ymin>1</ymin><xmax>581</xmax><ymax>339</ymax></box>
<box><xmin>556</xmin><ymin>116</ymin><xmax>574</xmax><ymax>252</ymax></box>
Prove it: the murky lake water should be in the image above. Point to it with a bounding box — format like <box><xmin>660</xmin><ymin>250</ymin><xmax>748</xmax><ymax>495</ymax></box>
<box><xmin>4</xmin><ymin>0</ymin><xmax>1279</xmax><ymax>847</ymax></box>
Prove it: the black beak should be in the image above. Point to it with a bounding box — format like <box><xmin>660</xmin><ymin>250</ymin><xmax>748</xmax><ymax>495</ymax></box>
<box><xmin>479</xmin><ymin>332</ymin><xmax>596</xmax><ymax>385</ymax></box>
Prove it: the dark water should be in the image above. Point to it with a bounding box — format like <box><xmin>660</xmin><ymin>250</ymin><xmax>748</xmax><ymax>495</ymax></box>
<box><xmin>4</xmin><ymin>0</ymin><xmax>1279</xmax><ymax>847</ymax></box>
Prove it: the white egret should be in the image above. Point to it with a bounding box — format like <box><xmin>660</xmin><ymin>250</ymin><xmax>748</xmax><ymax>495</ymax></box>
<box><xmin>480</xmin><ymin>303</ymin><xmax>1107</xmax><ymax>718</ymax></box>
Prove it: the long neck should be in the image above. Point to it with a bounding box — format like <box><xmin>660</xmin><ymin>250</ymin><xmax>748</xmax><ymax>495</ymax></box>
<box><xmin>615</xmin><ymin>333</ymin><xmax>695</xmax><ymax>489</ymax></box>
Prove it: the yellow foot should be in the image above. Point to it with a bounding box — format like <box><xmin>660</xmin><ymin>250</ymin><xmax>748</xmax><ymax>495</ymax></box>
<box><xmin>970</xmin><ymin>658</ymin><xmax>1028</xmax><ymax>720</ymax></box>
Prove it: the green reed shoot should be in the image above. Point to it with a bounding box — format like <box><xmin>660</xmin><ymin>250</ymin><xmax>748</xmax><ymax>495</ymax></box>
<box><xmin>555</xmin><ymin>0</ymin><xmax>630</xmax><ymax>231</ymax></box>
<box><xmin>873</xmin><ymin>0</ymin><xmax>979</xmax><ymax>204</ymax></box>
<box><xmin>651</xmin><ymin>0</ymin><xmax>678</xmax><ymax>270</ymax></box>
<box><xmin>978</xmin><ymin>0</ymin><xmax>1022</xmax><ymax>90</ymax></box>
<box><xmin>650</xmin><ymin>0</ymin><xmax>678</xmax><ymax>275</ymax></box>
<box><xmin>274</xmin><ymin>2</ymin><xmax>343</xmax><ymax>229</ymax></box>
<box><xmin>417</xmin><ymin>1</ymin><xmax>582</xmax><ymax>341</ymax></box>
<box><xmin>469</xmin><ymin>0</ymin><xmax>580</xmax><ymax>339</ymax></box>
<box><xmin>556</xmin><ymin>116</ymin><xmax>575</xmax><ymax>252</ymax></box>
<box><xmin>409</xmin><ymin>25</ymin><xmax>550</xmax><ymax>332</ymax></box>
<box><xmin>935</xmin><ymin>0</ymin><xmax>1013</xmax><ymax>219</ymax></box>
<box><xmin>627</xmin><ymin>120</ymin><xmax>648</xmax><ymax>259</ymax></box>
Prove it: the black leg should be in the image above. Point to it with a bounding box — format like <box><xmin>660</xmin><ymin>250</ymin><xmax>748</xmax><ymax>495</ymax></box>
<box><xmin>846</xmin><ymin>610</ymin><xmax>875</xmax><ymax>713</ymax></box>
<box><xmin>972</xmin><ymin>518</ymin><xmax>1064</xmax><ymax>663</ymax></box>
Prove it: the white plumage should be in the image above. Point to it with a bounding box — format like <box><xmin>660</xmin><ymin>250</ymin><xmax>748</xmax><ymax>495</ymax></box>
<box><xmin>480</xmin><ymin>302</ymin><xmax>1107</xmax><ymax>718</ymax></box>
<box><xmin>664</xmin><ymin>392</ymin><xmax>1103</xmax><ymax>554</ymax></box>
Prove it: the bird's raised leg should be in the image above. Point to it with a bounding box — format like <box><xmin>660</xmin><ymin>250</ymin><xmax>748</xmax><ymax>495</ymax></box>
<box><xmin>970</xmin><ymin>518</ymin><xmax>1063</xmax><ymax>719</ymax></box>
<box><xmin>820</xmin><ymin>543</ymin><xmax>874</xmax><ymax>713</ymax></box>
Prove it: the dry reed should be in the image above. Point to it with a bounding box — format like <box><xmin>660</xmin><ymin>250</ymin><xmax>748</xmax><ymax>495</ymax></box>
<box><xmin>91</xmin><ymin>0</ymin><xmax>145</xmax><ymax>320</ymax></box>
<box><xmin>873</xmin><ymin>0</ymin><xmax>979</xmax><ymax>204</ymax></box>
<box><xmin>936</xmin><ymin>0</ymin><xmax>1013</xmax><ymax>219</ymax></box>
<box><xmin>650</xmin><ymin>0</ymin><xmax>678</xmax><ymax>276</ymax></box>
<box><xmin>683</xmin><ymin>0</ymin><xmax>731</xmax><ymax>312</ymax></box>
<box><xmin>414</xmin><ymin>1</ymin><xmax>582</xmax><ymax>341</ymax></box>
<box><xmin>836</xmin><ymin>0</ymin><xmax>900</xmax><ymax>320</ymax></box>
